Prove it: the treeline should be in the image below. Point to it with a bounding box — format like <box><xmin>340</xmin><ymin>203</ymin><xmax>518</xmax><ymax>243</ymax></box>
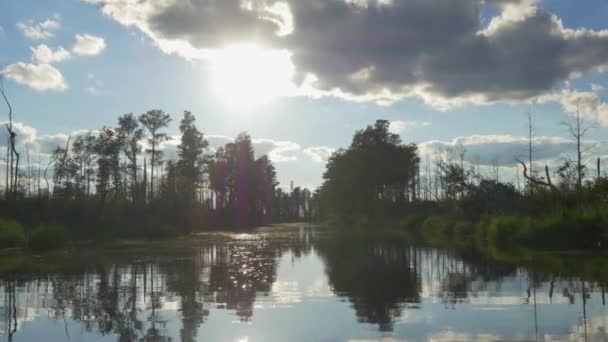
<box><xmin>0</xmin><ymin>110</ymin><xmax>313</xmax><ymax>243</ymax></box>
<box><xmin>316</xmin><ymin>119</ymin><xmax>608</xmax><ymax>250</ymax></box>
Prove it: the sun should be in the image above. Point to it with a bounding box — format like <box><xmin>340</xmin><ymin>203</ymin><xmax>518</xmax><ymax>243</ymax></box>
<box><xmin>208</xmin><ymin>44</ymin><xmax>296</xmax><ymax>108</ymax></box>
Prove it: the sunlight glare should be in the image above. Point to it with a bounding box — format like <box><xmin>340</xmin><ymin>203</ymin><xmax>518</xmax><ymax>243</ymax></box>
<box><xmin>209</xmin><ymin>44</ymin><xmax>296</xmax><ymax>108</ymax></box>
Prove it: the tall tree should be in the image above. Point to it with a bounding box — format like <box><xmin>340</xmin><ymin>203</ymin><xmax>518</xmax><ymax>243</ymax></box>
<box><xmin>72</xmin><ymin>133</ymin><xmax>97</xmax><ymax>196</ymax></box>
<box><xmin>94</xmin><ymin>127</ymin><xmax>121</xmax><ymax>200</ymax></box>
<box><xmin>1</xmin><ymin>77</ymin><xmax>19</xmax><ymax>197</ymax></box>
<box><xmin>562</xmin><ymin>104</ymin><xmax>595</xmax><ymax>189</ymax></box>
<box><xmin>117</xmin><ymin>114</ymin><xmax>144</xmax><ymax>201</ymax></box>
<box><xmin>319</xmin><ymin>120</ymin><xmax>420</xmax><ymax>221</ymax></box>
<box><xmin>139</xmin><ymin>110</ymin><xmax>171</xmax><ymax>200</ymax></box>
<box><xmin>176</xmin><ymin>111</ymin><xmax>208</xmax><ymax>195</ymax></box>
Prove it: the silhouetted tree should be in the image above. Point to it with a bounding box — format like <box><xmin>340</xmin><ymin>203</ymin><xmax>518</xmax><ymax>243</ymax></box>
<box><xmin>139</xmin><ymin>110</ymin><xmax>171</xmax><ymax>200</ymax></box>
<box><xmin>117</xmin><ymin>113</ymin><xmax>144</xmax><ymax>202</ymax></box>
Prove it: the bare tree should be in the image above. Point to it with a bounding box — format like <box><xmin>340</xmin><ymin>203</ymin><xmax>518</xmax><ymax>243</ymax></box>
<box><xmin>516</xmin><ymin>159</ymin><xmax>556</xmax><ymax>191</ymax></box>
<box><xmin>527</xmin><ymin>107</ymin><xmax>534</xmax><ymax>193</ymax></box>
<box><xmin>0</xmin><ymin>76</ymin><xmax>19</xmax><ymax>198</ymax></box>
<box><xmin>562</xmin><ymin>103</ymin><xmax>596</xmax><ymax>189</ymax></box>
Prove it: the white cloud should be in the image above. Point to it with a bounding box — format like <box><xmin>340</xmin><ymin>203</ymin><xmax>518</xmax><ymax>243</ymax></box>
<box><xmin>30</xmin><ymin>44</ymin><xmax>71</xmax><ymax>64</ymax></box>
<box><xmin>0</xmin><ymin>122</ymin><xmax>95</xmax><ymax>157</ymax></box>
<box><xmin>16</xmin><ymin>19</ymin><xmax>60</xmax><ymax>40</ymax></box>
<box><xmin>538</xmin><ymin>89</ymin><xmax>608</xmax><ymax>127</ymax></box>
<box><xmin>159</xmin><ymin>134</ymin><xmax>300</xmax><ymax>163</ymax></box>
<box><xmin>206</xmin><ymin>134</ymin><xmax>233</xmax><ymax>150</ymax></box>
<box><xmin>303</xmin><ymin>146</ymin><xmax>335</xmax><ymax>163</ymax></box>
<box><xmin>1</xmin><ymin>63</ymin><xmax>67</xmax><ymax>91</ymax></box>
<box><xmin>419</xmin><ymin>134</ymin><xmax>595</xmax><ymax>167</ymax></box>
<box><xmin>83</xmin><ymin>0</ymin><xmax>608</xmax><ymax>109</ymax></box>
<box><xmin>389</xmin><ymin>120</ymin><xmax>431</xmax><ymax>134</ymax></box>
<box><xmin>253</xmin><ymin>138</ymin><xmax>301</xmax><ymax>162</ymax></box>
<box><xmin>72</xmin><ymin>34</ymin><xmax>106</xmax><ymax>56</ymax></box>
<box><xmin>591</xmin><ymin>83</ymin><xmax>605</xmax><ymax>92</ymax></box>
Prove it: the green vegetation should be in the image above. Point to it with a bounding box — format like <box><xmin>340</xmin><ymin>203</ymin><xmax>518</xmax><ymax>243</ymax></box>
<box><xmin>28</xmin><ymin>224</ymin><xmax>71</xmax><ymax>251</ymax></box>
<box><xmin>315</xmin><ymin>119</ymin><xmax>608</xmax><ymax>252</ymax></box>
<box><xmin>0</xmin><ymin>219</ymin><xmax>27</xmax><ymax>249</ymax></box>
<box><xmin>0</xmin><ymin>110</ymin><xmax>315</xmax><ymax>250</ymax></box>
<box><xmin>0</xmin><ymin>219</ymin><xmax>71</xmax><ymax>251</ymax></box>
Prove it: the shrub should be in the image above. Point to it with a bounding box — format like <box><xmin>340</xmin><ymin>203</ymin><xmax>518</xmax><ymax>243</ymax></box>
<box><xmin>421</xmin><ymin>216</ymin><xmax>454</xmax><ymax>242</ymax></box>
<box><xmin>147</xmin><ymin>223</ymin><xmax>178</xmax><ymax>240</ymax></box>
<box><xmin>28</xmin><ymin>224</ymin><xmax>71</xmax><ymax>251</ymax></box>
<box><xmin>487</xmin><ymin>215</ymin><xmax>531</xmax><ymax>247</ymax></box>
<box><xmin>534</xmin><ymin>206</ymin><xmax>605</xmax><ymax>249</ymax></box>
<box><xmin>0</xmin><ymin>219</ymin><xmax>27</xmax><ymax>249</ymax></box>
<box><xmin>453</xmin><ymin>220</ymin><xmax>475</xmax><ymax>241</ymax></box>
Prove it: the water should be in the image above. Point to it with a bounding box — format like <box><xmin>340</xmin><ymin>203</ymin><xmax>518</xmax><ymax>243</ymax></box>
<box><xmin>0</xmin><ymin>225</ymin><xmax>607</xmax><ymax>341</ymax></box>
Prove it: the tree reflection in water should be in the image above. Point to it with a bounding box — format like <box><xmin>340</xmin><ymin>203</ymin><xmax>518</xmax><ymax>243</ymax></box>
<box><xmin>0</xmin><ymin>228</ymin><xmax>607</xmax><ymax>341</ymax></box>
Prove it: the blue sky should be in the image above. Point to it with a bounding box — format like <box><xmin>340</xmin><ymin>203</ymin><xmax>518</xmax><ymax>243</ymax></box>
<box><xmin>1</xmin><ymin>0</ymin><xmax>608</xmax><ymax>189</ymax></box>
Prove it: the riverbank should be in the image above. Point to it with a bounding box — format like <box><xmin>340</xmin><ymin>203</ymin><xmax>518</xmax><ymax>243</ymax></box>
<box><xmin>410</xmin><ymin>204</ymin><xmax>608</xmax><ymax>251</ymax></box>
<box><xmin>323</xmin><ymin>202</ymin><xmax>608</xmax><ymax>254</ymax></box>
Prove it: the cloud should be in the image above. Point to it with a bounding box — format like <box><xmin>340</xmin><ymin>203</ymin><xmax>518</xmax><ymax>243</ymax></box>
<box><xmin>0</xmin><ymin>122</ymin><xmax>94</xmax><ymax>157</ymax></box>
<box><xmin>31</xmin><ymin>44</ymin><xmax>71</xmax><ymax>64</ymax></box>
<box><xmin>206</xmin><ymin>134</ymin><xmax>233</xmax><ymax>150</ymax></box>
<box><xmin>16</xmin><ymin>18</ymin><xmax>60</xmax><ymax>40</ymax></box>
<box><xmin>0</xmin><ymin>122</ymin><xmax>38</xmax><ymax>150</ymax></box>
<box><xmin>72</xmin><ymin>34</ymin><xmax>106</xmax><ymax>56</ymax></box>
<box><xmin>304</xmin><ymin>146</ymin><xmax>335</xmax><ymax>163</ymax></box>
<box><xmin>1</xmin><ymin>63</ymin><xmax>67</xmax><ymax>91</ymax></box>
<box><xmin>538</xmin><ymin>89</ymin><xmax>608</xmax><ymax>127</ymax></box>
<box><xmin>389</xmin><ymin>120</ymin><xmax>431</xmax><ymax>134</ymax></box>
<box><xmin>253</xmin><ymin>138</ymin><xmax>301</xmax><ymax>162</ymax></box>
<box><xmin>83</xmin><ymin>0</ymin><xmax>608</xmax><ymax>108</ymax></box>
<box><xmin>160</xmin><ymin>134</ymin><xmax>300</xmax><ymax>162</ymax></box>
<box><xmin>419</xmin><ymin>134</ymin><xmax>595</xmax><ymax>166</ymax></box>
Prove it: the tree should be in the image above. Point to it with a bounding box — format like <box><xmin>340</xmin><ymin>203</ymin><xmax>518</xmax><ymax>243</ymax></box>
<box><xmin>254</xmin><ymin>155</ymin><xmax>277</xmax><ymax>224</ymax></box>
<box><xmin>139</xmin><ymin>110</ymin><xmax>171</xmax><ymax>200</ymax></box>
<box><xmin>562</xmin><ymin>104</ymin><xmax>595</xmax><ymax>189</ymax></box>
<box><xmin>117</xmin><ymin>113</ymin><xmax>144</xmax><ymax>201</ymax></box>
<box><xmin>234</xmin><ymin>133</ymin><xmax>256</xmax><ymax>228</ymax></box>
<box><xmin>527</xmin><ymin>107</ymin><xmax>534</xmax><ymax>193</ymax></box>
<box><xmin>51</xmin><ymin>137</ymin><xmax>81</xmax><ymax>197</ymax></box>
<box><xmin>176</xmin><ymin>111</ymin><xmax>208</xmax><ymax>195</ymax></box>
<box><xmin>94</xmin><ymin>127</ymin><xmax>121</xmax><ymax>200</ymax></box>
<box><xmin>319</xmin><ymin>120</ymin><xmax>420</xmax><ymax>221</ymax></box>
<box><xmin>1</xmin><ymin>77</ymin><xmax>19</xmax><ymax>198</ymax></box>
<box><xmin>72</xmin><ymin>133</ymin><xmax>97</xmax><ymax>196</ymax></box>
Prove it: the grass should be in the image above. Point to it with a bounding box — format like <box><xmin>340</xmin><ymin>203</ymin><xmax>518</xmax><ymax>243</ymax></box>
<box><xmin>28</xmin><ymin>224</ymin><xmax>71</xmax><ymax>251</ymax></box>
<box><xmin>0</xmin><ymin>219</ymin><xmax>27</xmax><ymax>249</ymax></box>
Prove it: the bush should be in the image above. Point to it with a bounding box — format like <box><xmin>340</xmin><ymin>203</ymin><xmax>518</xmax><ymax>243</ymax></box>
<box><xmin>421</xmin><ymin>216</ymin><xmax>454</xmax><ymax>242</ymax></box>
<box><xmin>147</xmin><ymin>223</ymin><xmax>178</xmax><ymax>240</ymax></box>
<box><xmin>534</xmin><ymin>206</ymin><xmax>606</xmax><ymax>249</ymax></box>
<box><xmin>487</xmin><ymin>215</ymin><xmax>531</xmax><ymax>247</ymax></box>
<box><xmin>0</xmin><ymin>219</ymin><xmax>27</xmax><ymax>249</ymax></box>
<box><xmin>28</xmin><ymin>224</ymin><xmax>71</xmax><ymax>251</ymax></box>
<box><xmin>453</xmin><ymin>220</ymin><xmax>475</xmax><ymax>241</ymax></box>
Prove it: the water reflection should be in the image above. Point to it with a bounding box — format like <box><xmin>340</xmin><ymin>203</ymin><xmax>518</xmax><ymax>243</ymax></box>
<box><xmin>1</xmin><ymin>227</ymin><xmax>608</xmax><ymax>341</ymax></box>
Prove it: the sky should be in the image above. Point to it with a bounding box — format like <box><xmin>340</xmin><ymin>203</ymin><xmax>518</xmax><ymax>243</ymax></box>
<box><xmin>1</xmin><ymin>0</ymin><xmax>608</xmax><ymax>190</ymax></box>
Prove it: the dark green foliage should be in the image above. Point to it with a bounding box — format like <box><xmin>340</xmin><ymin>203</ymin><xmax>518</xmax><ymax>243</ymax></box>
<box><xmin>0</xmin><ymin>109</ymin><xmax>294</xmax><ymax>249</ymax></box>
<box><xmin>318</xmin><ymin>120</ymin><xmax>420</xmax><ymax>221</ymax></box>
<box><xmin>28</xmin><ymin>224</ymin><xmax>70</xmax><ymax>251</ymax></box>
<box><xmin>0</xmin><ymin>219</ymin><xmax>26</xmax><ymax>248</ymax></box>
<box><xmin>486</xmin><ymin>215</ymin><xmax>531</xmax><ymax>247</ymax></box>
<box><xmin>208</xmin><ymin>133</ymin><xmax>292</xmax><ymax>228</ymax></box>
<box><xmin>316</xmin><ymin>119</ymin><xmax>608</xmax><ymax>251</ymax></box>
<box><xmin>146</xmin><ymin>223</ymin><xmax>179</xmax><ymax>240</ymax></box>
<box><xmin>461</xmin><ymin>180</ymin><xmax>521</xmax><ymax>219</ymax></box>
